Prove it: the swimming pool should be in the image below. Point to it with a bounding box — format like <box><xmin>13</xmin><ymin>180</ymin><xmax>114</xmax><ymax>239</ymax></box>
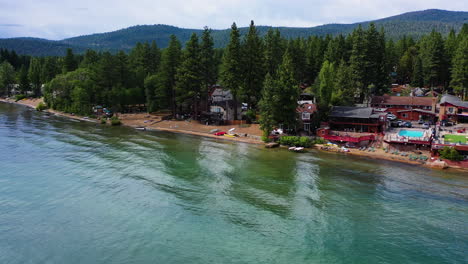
<box><xmin>399</xmin><ymin>130</ymin><xmax>424</xmax><ymax>137</ymax></box>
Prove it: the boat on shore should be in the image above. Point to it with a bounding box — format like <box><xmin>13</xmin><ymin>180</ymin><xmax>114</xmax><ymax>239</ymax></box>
<box><xmin>288</xmin><ymin>146</ymin><xmax>305</xmax><ymax>153</ymax></box>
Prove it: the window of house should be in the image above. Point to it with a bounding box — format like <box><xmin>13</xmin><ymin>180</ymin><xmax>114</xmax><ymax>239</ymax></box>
<box><xmin>304</xmin><ymin>123</ymin><xmax>310</xmax><ymax>131</ymax></box>
<box><xmin>302</xmin><ymin>113</ymin><xmax>311</xmax><ymax>120</ymax></box>
<box><xmin>448</xmin><ymin>107</ymin><xmax>454</xmax><ymax>114</ymax></box>
<box><xmin>402</xmin><ymin>113</ymin><xmax>408</xmax><ymax>118</ymax></box>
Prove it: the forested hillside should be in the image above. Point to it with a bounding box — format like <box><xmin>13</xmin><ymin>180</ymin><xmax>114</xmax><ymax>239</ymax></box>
<box><xmin>1</xmin><ymin>9</ymin><xmax>467</xmax><ymax>56</ymax></box>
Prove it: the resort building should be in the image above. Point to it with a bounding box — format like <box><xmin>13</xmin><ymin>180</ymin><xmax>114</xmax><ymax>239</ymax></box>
<box><xmin>316</xmin><ymin>106</ymin><xmax>387</xmax><ymax>145</ymax></box>
<box><xmin>438</xmin><ymin>94</ymin><xmax>468</xmax><ymax>124</ymax></box>
<box><xmin>371</xmin><ymin>95</ymin><xmax>437</xmax><ymax>122</ymax></box>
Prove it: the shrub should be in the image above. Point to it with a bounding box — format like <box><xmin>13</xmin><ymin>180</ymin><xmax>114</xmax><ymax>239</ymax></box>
<box><xmin>245</xmin><ymin>109</ymin><xmax>256</xmax><ymax>123</ymax></box>
<box><xmin>15</xmin><ymin>94</ymin><xmax>26</xmax><ymax>102</ymax></box>
<box><xmin>261</xmin><ymin>136</ymin><xmax>271</xmax><ymax>143</ymax></box>
<box><xmin>279</xmin><ymin>136</ymin><xmax>311</xmax><ymax>147</ymax></box>
<box><xmin>312</xmin><ymin>137</ymin><xmax>326</xmax><ymax>145</ymax></box>
<box><xmin>439</xmin><ymin>146</ymin><xmax>463</xmax><ymax>161</ymax></box>
<box><xmin>100</xmin><ymin>118</ymin><xmax>107</xmax><ymax>124</ymax></box>
<box><xmin>36</xmin><ymin>102</ymin><xmax>47</xmax><ymax>111</ymax></box>
<box><xmin>110</xmin><ymin>116</ymin><xmax>121</xmax><ymax>126</ymax></box>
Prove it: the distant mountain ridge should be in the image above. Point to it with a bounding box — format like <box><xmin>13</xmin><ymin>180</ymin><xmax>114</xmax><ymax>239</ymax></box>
<box><xmin>1</xmin><ymin>9</ymin><xmax>467</xmax><ymax>56</ymax></box>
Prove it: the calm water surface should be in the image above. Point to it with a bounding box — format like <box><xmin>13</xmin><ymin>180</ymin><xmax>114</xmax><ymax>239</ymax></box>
<box><xmin>0</xmin><ymin>102</ymin><xmax>467</xmax><ymax>264</ymax></box>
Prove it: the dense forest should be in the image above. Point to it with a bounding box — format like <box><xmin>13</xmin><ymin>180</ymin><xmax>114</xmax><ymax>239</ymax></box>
<box><xmin>1</xmin><ymin>21</ymin><xmax>467</xmax><ymax>136</ymax></box>
<box><xmin>1</xmin><ymin>9</ymin><xmax>467</xmax><ymax>56</ymax></box>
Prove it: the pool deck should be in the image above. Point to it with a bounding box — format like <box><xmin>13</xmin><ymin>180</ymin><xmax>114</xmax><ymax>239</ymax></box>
<box><xmin>385</xmin><ymin>128</ymin><xmax>432</xmax><ymax>144</ymax></box>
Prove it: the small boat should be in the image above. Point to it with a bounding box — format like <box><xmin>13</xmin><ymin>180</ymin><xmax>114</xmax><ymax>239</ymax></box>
<box><xmin>135</xmin><ymin>127</ymin><xmax>146</xmax><ymax>131</ymax></box>
<box><xmin>224</xmin><ymin>134</ymin><xmax>236</xmax><ymax>138</ymax></box>
<box><xmin>288</xmin><ymin>147</ymin><xmax>305</xmax><ymax>153</ymax></box>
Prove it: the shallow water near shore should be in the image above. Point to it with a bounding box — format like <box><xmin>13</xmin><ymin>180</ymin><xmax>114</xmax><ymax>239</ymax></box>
<box><xmin>1</xmin><ymin>102</ymin><xmax>467</xmax><ymax>264</ymax></box>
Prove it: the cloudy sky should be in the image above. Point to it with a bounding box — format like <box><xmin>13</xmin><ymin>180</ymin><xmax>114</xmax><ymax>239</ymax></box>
<box><xmin>0</xmin><ymin>0</ymin><xmax>466</xmax><ymax>40</ymax></box>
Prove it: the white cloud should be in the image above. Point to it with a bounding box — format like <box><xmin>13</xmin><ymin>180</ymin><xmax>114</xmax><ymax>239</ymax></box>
<box><xmin>0</xmin><ymin>0</ymin><xmax>466</xmax><ymax>39</ymax></box>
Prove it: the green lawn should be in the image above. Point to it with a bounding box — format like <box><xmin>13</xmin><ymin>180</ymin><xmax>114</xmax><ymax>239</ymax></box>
<box><xmin>444</xmin><ymin>134</ymin><xmax>467</xmax><ymax>144</ymax></box>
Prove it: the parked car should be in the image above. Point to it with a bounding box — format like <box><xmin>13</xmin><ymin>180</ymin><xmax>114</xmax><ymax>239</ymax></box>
<box><xmin>418</xmin><ymin>119</ymin><xmax>425</xmax><ymax>124</ymax></box>
<box><xmin>402</xmin><ymin>121</ymin><xmax>412</xmax><ymax>128</ymax></box>
<box><xmin>387</xmin><ymin>114</ymin><xmax>397</xmax><ymax>121</ymax></box>
<box><xmin>441</xmin><ymin>120</ymin><xmax>454</xmax><ymax>127</ymax></box>
<box><xmin>390</xmin><ymin>121</ymin><xmax>400</xmax><ymax>127</ymax></box>
<box><xmin>422</xmin><ymin>123</ymin><xmax>430</xmax><ymax>129</ymax></box>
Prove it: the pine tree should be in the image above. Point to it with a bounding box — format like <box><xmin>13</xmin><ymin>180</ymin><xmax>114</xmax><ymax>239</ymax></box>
<box><xmin>200</xmin><ymin>27</ymin><xmax>217</xmax><ymax>111</ymax></box>
<box><xmin>333</xmin><ymin>60</ymin><xmax>355</xmax><ymax>106</ymax></box>
<box><xmin>276</xmin><ymin>51</ymin><xmax>300</xmax><ymax>129</ymax></box>
<box><xmin>305</xmin><ymin>36</ymin><xmax>326</xmax><ymax>84</ymax></box>
<box><xmin>450</xmin><ymin>37</ymin><xmax>468</xmax><ymax>99</ymax></box>
<box><xmin>28</xmin><ymin>57</ymin><xmax>42</xmax><ymax>96</ymax></box>
<box><xmin>175</xmin><ymin>33</ymin><xmax>202</xmax><ymax>117</ymax></box>
<box><xmin>160</xmin><ymin>35</ymin><xmax>182</xmax><ymax>115</ymax></box>
<box><xmin>411</xmin><ymin>56</ymin><xmax>424</xmax><ymax>88</ymax></box>
<box><xmin>349</xmin><ymin>25</ymin><xmax>367</xmax><ymax>102</ymax></box>
<box><xmin>264</xmin><ymin>29</ymin><xmax>284</xmax><ymax>76</ymax></box>
<box><xmin>80</xmin><ymin>49</ymin><xmax>100</xmax><ymax>69</ymax></box>
<box><xmin>220</xmin><ymin>22</ymin><xmax>242</xmax><ymax>120</ymax></box>
<box><xmin>419</xmin><ymin>30</ymin><xmax>447</xmax><ymax>88</ymax></box>
<box><xmin>258</xmin><ymin>73</ymin><xmax>277</xmax><ymax>138</ymax></box>
<box><xmin>63</xmin><ymin>48</ymin><xmax>77</xmax><ymax>73</ymax></box>
<box><xmin>286</xmin><ymin>38</ymin><xmax>307</xmax><ymax>84</ymax></box>
<box><xmin>364</xmin><ymin>24</ymin><xmax>387</xmax><ymax>95</ymax></box>
<box><xmin>41</xmin><ymin>57</ymin><xmax>60</xmax><ymax>83</ymax></box>
<box><xmin>241</xmin><ymin>20</ymin><xmax>265</xmax><ymax>109</ymax></box>
<box><xmin>18</xmin><ymin>65</ymin><xmax>30</xmax><ymax>94</ymax></box>
<box><xmin>0</xmin><ymin>61</ymin><xmax>15</xmax><ymax>96</ymax></box>
<box><xmin>149</xmin><ymin>41</ymin><xmax>161</xmax><ymax>74</ymax></box>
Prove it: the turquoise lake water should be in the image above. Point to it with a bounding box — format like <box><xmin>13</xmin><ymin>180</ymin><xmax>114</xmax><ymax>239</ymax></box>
<box><xmin>399</xmin><ymin>129</ymin><xmax>425</xmax><ymax>137</ymax></box>
<box><xmin>0</xmin><ymin>102</ymin><xmax>467</xmax><ymax>264</ymax></box>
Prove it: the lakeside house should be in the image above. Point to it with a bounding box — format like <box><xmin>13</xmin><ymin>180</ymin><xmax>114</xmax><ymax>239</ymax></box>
<box><xmin>438</xmin><ymin>94</ymin><xmax>468</xmax><ymax>124</ymax></box>
<box><xmin>371</xmin><ymin>95</ymin><xmax>437</xmax><ymax>122</ymax></box>
<box><xmin>296</xmin><ymin>103</ymin><xmax>317</xmax><ymax>134</ymax></box>
<box><xmin>208</xmin><ymin>85</ymin><xmax>242</xmax><ymax>123</ymax></box>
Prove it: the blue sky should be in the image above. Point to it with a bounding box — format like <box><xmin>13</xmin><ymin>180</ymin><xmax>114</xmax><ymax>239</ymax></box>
<box><xmin>0</xmin><ymin>0</ymin><xmax>466</xmax><ymax>40</ymax></box>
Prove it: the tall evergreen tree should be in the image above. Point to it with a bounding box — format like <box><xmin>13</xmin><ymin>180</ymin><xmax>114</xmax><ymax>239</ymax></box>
<box><xmin>148</xmin><ymin>41</ymin><xmax>161</xmax><ymax>74</ymax></box>
<box><xmin>276</xmin><ymin>51</ymin><xmax>300</xmax><ymax>129</ymax></box>
<box><xmin>28</xmin><ymin>57</ymin><xmax>42</xmax><ymax>96</ymax></box>
<box><xmin>41</xmin><ymin>57</ymin><xmax>60</xmax><ymax>83</ymax></box>
<box><xmin>264</xmin><ymin>29</ymin><xmax>284</xmax><ymax>76</ymax></box>
<box><xmin>450</xmin><ymin>37</ymin><xmax>468</xmax><ymax>99</ymax></box>
<box><xmin>0</xmin><ymin>61</ymin><xmax>15</xmax><ymax>96</ymax></box>
<box><xmin>80</xmin><ymin>49</ymin><xmax>100</xmax><ymax>69</ymax></box>
<box><xmin>200</xmin><ymin>27</ymin><xmax>217</xmax><ymax>111</ymax></box>
<box><xmin>176</xmin><ymin>33</ymin><xmax>202</xmax><ymax>117</ymax></box>
<box><xmin>333</xmin><ymin>60</ymin><xmax>355</xmax><ymax>106</ymax></box>
<box><xmin>419</xmin><ymin>30</ymin><xmax>447</xmax><ymax>88</ymax></box>
<box><xmin>258</xmin><ymin>73</ymin><xmax>277</xmax><ymax>138</ymax></box>
<box><xmin>241</xmin><ymin>20</ymin><xmax>265</xmax><ymax>109</ymax></box>
<box><xmin>220</xmin><ymin>22</ymin><xmax>242</xmax><ymax>120</ymax></box>
<box><xmin>364</xmin><ymin>24</ymin><xmax>387</xmax><ymax>95</ymax></box>
<box><xmin>63</xmin><ymin>48</ymin><xmax>77</xmax><ymax>73</ymax></box>
<box><xmin>158</xmin><ymin>35</ymin><xmax>182</xmax><ymax>115</ymax></box>
<box><xmin>18</xmin><ymin>65</ymin><xmax>30</xmax><ymax>94</ymax></box>
<box><xmin>349</xmin><ymin>25</ymin><xmax>367</xmax><ymax>102</ymax></box>
<box><xmin>411</xmin><ymin>56</ymin><xmax>424</xmax><ymax>88</ymax></box>
<box><xmin>286</xmin><ymin>38</ymin><xmax>307</xmax><ymax>84</ymax></box>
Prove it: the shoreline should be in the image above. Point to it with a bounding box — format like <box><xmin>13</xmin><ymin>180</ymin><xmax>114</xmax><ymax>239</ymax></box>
<box><xmin>1</xmin><ymin>98</ymin><xmax>467</xmax><ymax>172</ymax></box>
